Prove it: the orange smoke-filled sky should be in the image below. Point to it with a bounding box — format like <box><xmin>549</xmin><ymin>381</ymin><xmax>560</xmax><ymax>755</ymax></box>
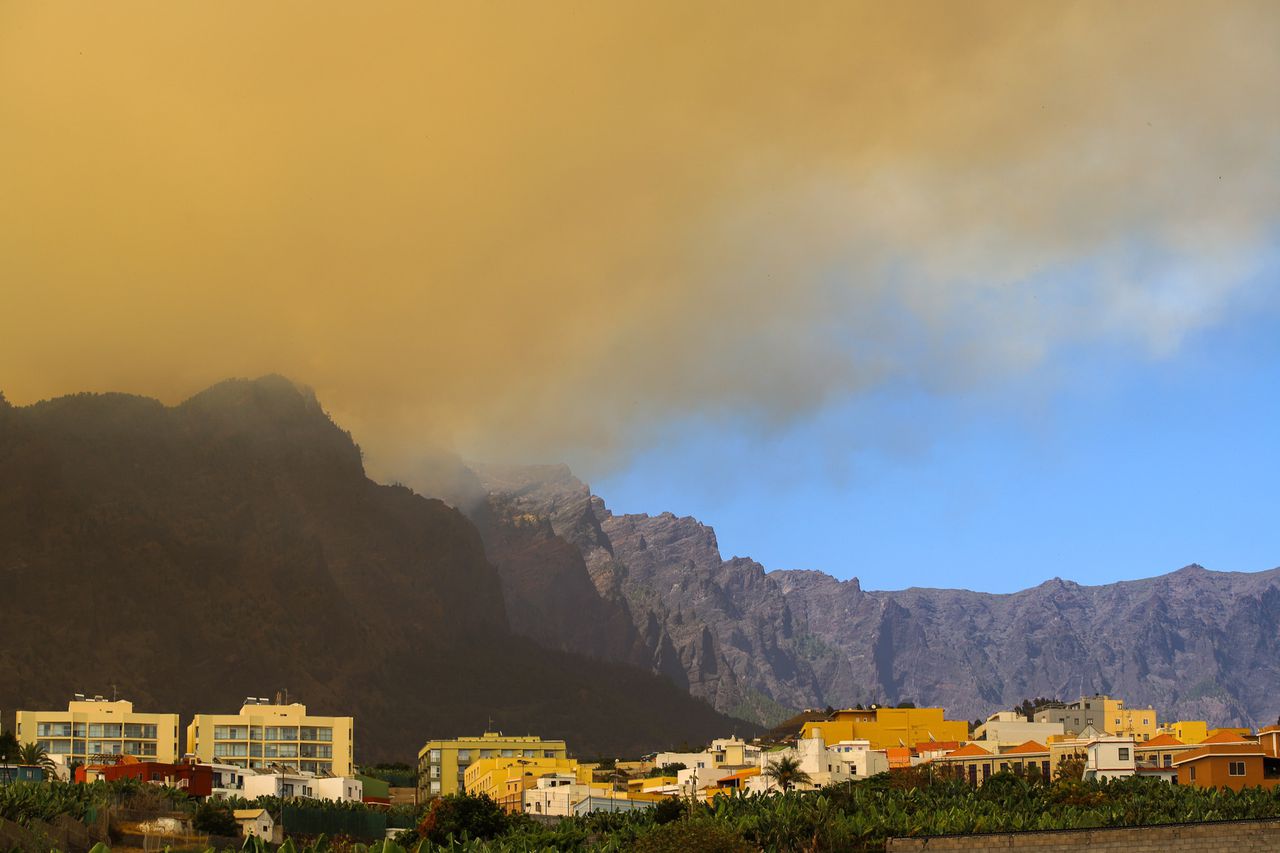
<box><xmin>2</xmin><ymin>1</ymin><xmax>1278</xmax><ymax>480</ymax></box>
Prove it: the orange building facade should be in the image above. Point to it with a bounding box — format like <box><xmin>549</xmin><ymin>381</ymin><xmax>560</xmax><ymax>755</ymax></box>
<box><xmin>1173</xmin><ymin>743</ymin><xmax>1280</xmax><ymax>791</ymax></box>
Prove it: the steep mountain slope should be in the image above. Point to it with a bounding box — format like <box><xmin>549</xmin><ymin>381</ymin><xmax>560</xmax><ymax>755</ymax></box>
<box><xmin>0</xmin><ymin>378</ymin><xmax>752</xmax><ymax>760</ymax></box>
<box><xmin>442</xmin><ymin>463</ymin><xmax>1280</xmax><ymax>729</ymax></box>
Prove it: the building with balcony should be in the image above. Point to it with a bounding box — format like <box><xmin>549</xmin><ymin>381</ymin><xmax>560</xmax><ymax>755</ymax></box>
<box><xmin>186</xmin><ymin>698</ymin><xmax>353</xmax><ymax>776</ymax></box>
<box><xmin>15</xmin><ymin>697</ymin><xmax>180</xmax><ymax>765</ymax></box>
<box><xmin>417</xmin><ymin>731</ymin><xmax>568</xmax><ymax>800</ymax></box>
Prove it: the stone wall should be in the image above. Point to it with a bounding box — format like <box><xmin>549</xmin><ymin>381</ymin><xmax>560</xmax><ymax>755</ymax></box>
<box><xmin>886</xmin><ymin>818</ymin><xmax>1280</xmax><ymax>851</ymax></box>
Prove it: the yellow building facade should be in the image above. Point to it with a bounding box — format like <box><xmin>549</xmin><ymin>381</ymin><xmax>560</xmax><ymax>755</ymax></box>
<box><xmin>463</xmin><ymin>756</ymin><xmax>593</xmax><ymax>810</ymax></box>
<box><xmin>418</xmin><ymin>732</ymin><xmax>568</xmax><ymax>800</ymax></box>
<box><xmin>186</xmin><ymin>700</ymin><xmax>353</xmax><ymax>776</ymax></box>
<box><xmin>1157</xmin><ymin>720</ymin><xmax>1208</xmax><ymax>744</ymax></box>
<box><xmin>801</xmin><ymin>707</ymin><xmax>967</xmax><ymax>749</ymax></box>
<box><xmin>16</xmin><ymin>698</ymin><xmax>180</xmax><ymax>765</ymax></box>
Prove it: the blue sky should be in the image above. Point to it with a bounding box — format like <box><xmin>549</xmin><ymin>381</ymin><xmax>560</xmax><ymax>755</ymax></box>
<box><xmin>595</xmin><ymin>271</ymin><xmax>1280</xmax><ymax>594</ymax></box>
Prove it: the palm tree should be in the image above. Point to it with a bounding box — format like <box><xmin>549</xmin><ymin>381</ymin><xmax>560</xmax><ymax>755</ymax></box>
<box><xmin>17</xmin><ymin>742</ymin><xmax>56</xmax><ymax>774</ymax></box>
<box><xmin>763</xmin><ymin>756</ymin><xmax>812</xmax><ymax>792</ymax></box>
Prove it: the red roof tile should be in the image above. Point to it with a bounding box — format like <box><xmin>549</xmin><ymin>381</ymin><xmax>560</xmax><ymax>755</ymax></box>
<box><xmin>1140</xmin><ymin>734</ymin><xmax>1184</xmax><ymax>747</ymax></box>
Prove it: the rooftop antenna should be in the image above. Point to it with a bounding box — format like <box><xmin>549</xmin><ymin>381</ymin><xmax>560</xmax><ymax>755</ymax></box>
<box><xmin>111</xmin><ymin>684</ymin><xmax>118</xmax><ymax>702</ymax></box>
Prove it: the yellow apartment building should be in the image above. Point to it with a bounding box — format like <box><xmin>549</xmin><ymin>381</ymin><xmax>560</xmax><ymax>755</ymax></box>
<box><xmin>418</xmin><ymin>732</ymin><xmax>568</xmax><ymax>800</ymax></box>
<box><xmin>801</xmin><ymin>707</ymin><xmax>968</xmax><ymax>749</ymax></box>
<box><xmin>463</xmin><ymin>756</ymin><xmax>593</xmax><ymax>811</ymax></box>
<box><xmin>16</xmin><ymin>697</ymin><xmax>180</xmax><ymax>765</ymax></box>
<box><xmin>1112</xmin><ymin>706</ymin><xmax>1158</xmax><ymax>741</ymax></box>
<box><xmin>1157</xmin><ymin>720</ymin><xmax>1209</xmax><ymax>744</ymax></box>
<box><xmin>186</xmin><ymin>699</ymin><xmax>353</xmax><ymax>776</ymax></box>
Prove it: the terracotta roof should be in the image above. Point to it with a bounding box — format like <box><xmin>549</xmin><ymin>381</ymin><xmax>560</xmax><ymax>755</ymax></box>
<box><xmin>1171</xmin><ymin>743</ymin><xmax>1266</xmax><ymax>765</ymax></box>
<box><xmin>1200</xmin><ymin>730</ymin><xmax>1255</xmax><ymax>744</ymax></box>
<box><xmin>1004</xmin><ymin>740</ymin><xmax>1048</xmax><ymax>755</ymax></box>
<box><xmin>942</xmin><ymin>743</ymin><xmax>992</xmax><ymax>758</ymax></box>
<box><xmin>716</xmin><ymin>768</ymin><xmax>760</xmax><ymax>784</ymax></box>
<box><xmin>917</xmin><ymin>741</ymin><xmax>962</xmax><ymax>752</ymax></box>
<box><xmin>1258</xmin><ymin>725</ymin><xmax>1280</xmax><ymax>735</ymax></box>
<box><xmin>1139</xmin><ymin>734</ymin><xmax>1185</xmax><ymax>747</ymax></box>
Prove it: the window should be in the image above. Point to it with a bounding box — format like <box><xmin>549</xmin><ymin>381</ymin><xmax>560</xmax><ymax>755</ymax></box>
<box><xmin>1229</xmin><ymin>761</ymin><xmax>1246</xmax><ymax>777</ymax></box>
<box><xmin>37</xmin><ymin>723</ymin><xmax>73</xmax><ymax>738</ymax></box>
<box><xmin>89</xmin><ymin>724</ymin><xmax>122</xmax><ymax>739</ymax></box>
<box><xmin>524</xmin><ymin>749</ymin><xmax>537</xmax><ymax>758</ymax></box>
<box><xmin>544</xmin><ymin>750</ymin><xmax>557</xmax><ymax>758</ymax></box>
<box><xmin>123</xmin><ymin>741</ymin><xmax>158</xmax><ymax>756</ymax></box>
<box><xmin>428</xmin><ymin>749</ymin><xmax>441</xmax><ymax>763</ymax></box>
<box><xmin>124</xmin><ymin>724</ymin><xmax>157</xmax><ymax>739</ymax></box>
<box><xmin>480</xmin><ymin>749</ymin><xmax>495</xmax><ymax>759</ymax></box>
<box><xmin>501</xmin><ymin>749</ymin><xmax>515</xmax><ymax>758</ymax></box>
<box><xmin>1163</xmin><ymin>755</ymin><xmax>1172</xmax><ymax>767</ymax></box>
<box><xmin>1189</xmin><ymin>766</ymin><xmax>1197</xmax><ymax>781</ymax></box>
<box><xmin>457</xmin><ymin>750</ymin><xmax>471</xmax><ymax>763</ymax></box>
<box><xmin>1118</xmin><ymin>748</ymin><xmax>1130</xmax><ymax>760</ymax></box>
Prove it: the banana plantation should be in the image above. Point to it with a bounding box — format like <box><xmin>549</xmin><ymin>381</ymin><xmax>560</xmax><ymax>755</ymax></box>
<box><xmin>6</xmin><ymin>773</ymin><xmax>1280</xmax><ymax>852</ymax></box>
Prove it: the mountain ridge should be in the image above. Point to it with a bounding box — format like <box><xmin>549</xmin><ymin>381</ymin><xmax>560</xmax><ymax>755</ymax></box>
<box><xmin>414</xmin><ymin>460</ymin><xmax>1280</xmax><ymax>730</ymax></box>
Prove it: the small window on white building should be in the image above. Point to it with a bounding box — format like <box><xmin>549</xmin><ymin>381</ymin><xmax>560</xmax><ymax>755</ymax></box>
<box><xmin>1118</xmin><ymin>748</ymin><xmax>1130</xmax><ymax>760</ymax></box>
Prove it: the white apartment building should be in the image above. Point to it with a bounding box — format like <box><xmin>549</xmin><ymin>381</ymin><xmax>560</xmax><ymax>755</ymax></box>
<box><xmin>974</xmin><ymin>712</ymin><xmax>1066</xmax><ymax>747</ymax></box>
<box><xmin>655</xmin><ymin>737</ymin><xmax>762</xmax><ymax>774</ymax></box>
<box><xmin>523</xmin><ymin>773</ymin><xmax>588</xmax><ymax>817</ymax></box>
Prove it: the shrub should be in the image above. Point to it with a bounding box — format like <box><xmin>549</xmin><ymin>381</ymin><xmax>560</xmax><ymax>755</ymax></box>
<box><xmin>651</xmin><ymin>796</ymin><xmax>685</xmax><ymax>825</ymax></box>
<box><xmin>416</xmin><ymin>793</ymin><xmax>510</xmax><ymax>844</ymax></box>
<box><xmin>193</xmin><ymin>800</ymin><xmax>239</xmax><ymax>836</ymax></box>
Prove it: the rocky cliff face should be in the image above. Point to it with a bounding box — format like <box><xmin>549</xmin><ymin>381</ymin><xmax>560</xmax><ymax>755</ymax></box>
<box><xmin>446</xmin><ymin>463</ymin><xmax>1280</xmax><ymax>729</ymax></box>
<box><xmin>0</xmin><ymin>378</ymin><xmax>753</xmax><ymax>760</ymax></box>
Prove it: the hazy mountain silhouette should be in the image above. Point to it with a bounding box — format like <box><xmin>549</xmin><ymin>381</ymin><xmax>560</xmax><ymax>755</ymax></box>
<box><xmin>0</xmin><ymin>377</ymin><xmax>753</xmax><ymax>761</ymax></box>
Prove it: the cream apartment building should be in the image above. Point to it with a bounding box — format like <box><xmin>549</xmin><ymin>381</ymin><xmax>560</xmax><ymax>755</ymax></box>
<box><xmin>16</xmin><ymin>696</ymin><xmax>181</xmax><ymax>764</ymax></box>
<box><xmin>186</xmin><ymin>698</ymin><xmax>353</xmax><ymax>776</ymax></box>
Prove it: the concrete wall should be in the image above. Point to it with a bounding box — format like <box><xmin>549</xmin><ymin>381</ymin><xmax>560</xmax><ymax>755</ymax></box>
<box><xmin>886</xmin><ymin>818</ymin><xmax>1280</xmax><ymax>851</ymax></box>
